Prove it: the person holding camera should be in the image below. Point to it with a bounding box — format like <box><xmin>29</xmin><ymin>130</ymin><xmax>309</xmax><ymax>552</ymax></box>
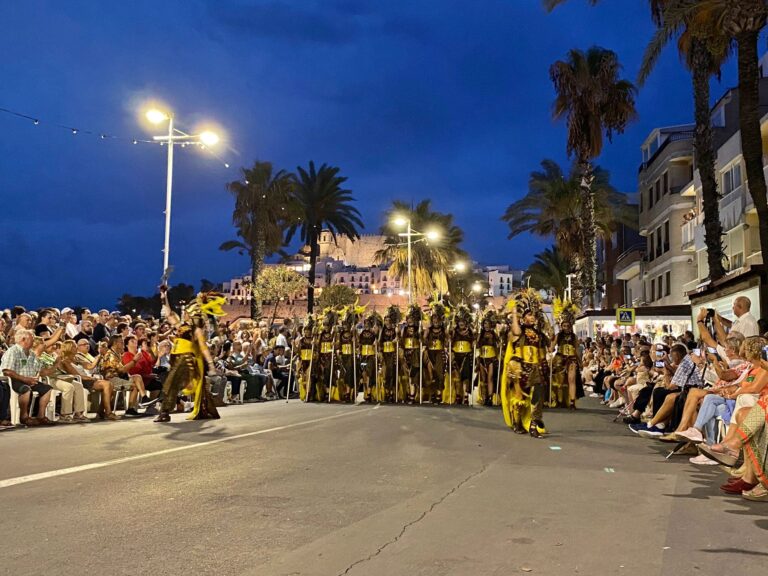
<box><xmin>700</xmin><ymin>297</ymin><xmax>759</xmax><ymax>340</ymax></box>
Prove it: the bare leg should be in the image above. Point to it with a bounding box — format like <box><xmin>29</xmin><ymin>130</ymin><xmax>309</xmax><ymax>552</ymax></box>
<box><xmin>649</xmin><ymin>393</ymin><xmax>679</xmax><ymax>427</ymax></box>
<box><xmin>18</xmin><ymin>391</ymin><xmax>32</xmax><ymax>420</ymax></box>
<box><xmin>568</xmin><ymin>363</ymin><xmax>577</xmax><ymax>403</ymax></box>
<box><xmin>37</xmin><ymin>390</ymin><xmax>51</xmax><ymax>419</ymax></box>
<box><xmin>675</xmin><ymin>388</ymin><xmax>708</xmax><ymax>432</ymax></box>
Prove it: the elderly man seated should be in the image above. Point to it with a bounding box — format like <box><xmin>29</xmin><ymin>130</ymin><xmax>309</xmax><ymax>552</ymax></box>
<box><xmin>31</xmin><ymin>336</ymin><xmax>88</xmax><ymax>423</ymax></box>
<box><xmin>0</xmin><ymin>329</ymin><xmax>54</xmax><ymax>426</ymax></box>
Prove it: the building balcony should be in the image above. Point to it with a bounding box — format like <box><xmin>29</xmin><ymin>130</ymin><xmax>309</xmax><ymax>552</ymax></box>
<box><xmin>681</xmin><ymin>219</ymin><xmax>696</xmax><ymax>252</ymax></box>
<box><xmin>614</xmin><ymin>243</ymin><xmax>645</xmax><ymax>281</ymax></box>
<box><xmin>719</xmin><ymin>184</ymin><xmax>745</xmax><ymax>232</ymax></box>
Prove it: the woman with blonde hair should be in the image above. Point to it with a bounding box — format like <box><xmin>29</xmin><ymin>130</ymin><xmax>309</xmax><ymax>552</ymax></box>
<box><xmin>62</xmin><ymin>339</ymin><xmax>120</xmax><ymax>420</ymax></box>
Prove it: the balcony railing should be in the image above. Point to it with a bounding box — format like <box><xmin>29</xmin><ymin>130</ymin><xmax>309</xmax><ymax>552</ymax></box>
<box><xmin>682</xmin><ymin>219</ymin><xmax>696</xmax><ymax>250</ymax></box>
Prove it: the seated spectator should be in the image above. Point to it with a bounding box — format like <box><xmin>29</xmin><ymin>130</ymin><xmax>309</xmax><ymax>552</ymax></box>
<box><xmin>265</xmin><ymin>344</ymin><xmax>290</xmax><ymax>398</ymax></box>
<box><xmin>30</xmin><ymin>336</ymin><xmax>87</xmax><ymax>423</ymax></box>
<box><xmin>92</xmin><ymin>309</ymin><xmax>111</xmax><ymax>343</ymax></box>
<box><xmin>675</xmin><ymin>337</ymin><xmax>767</xmax><ymax>454</ymax></box>
<box><xmin>73</xmin><ymin>319</ymin><xmax>99</xmax><ymax>356</ymax></box>
<box><xmin>97</xmin><ymin>335</ymin><xmax>151</xmax><ymax>416</ymax></box>
<box><xmin>64</xmin><ymin>341</ymin><xmax>119</xmax><ymax>420</ymax></box>
<box><xmin>34</xmin><ymin>308</ymin><xmax>65</xmax><ymax>348</ymax></box>
<box><xmin>0</xmin><ymin>329</ymin><xmax>54</xmax><ymax>426</ymax></box>
<box><xmin>122</xmin><ymin>336</ymin><xmax>162</xmax><ymax>405</ymax></box>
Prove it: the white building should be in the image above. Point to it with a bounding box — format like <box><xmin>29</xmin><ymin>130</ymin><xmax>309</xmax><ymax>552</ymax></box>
<box><xmin>483</xmin><ymin>266</ymin><xmax>524</xmax><ymax>297</ymax></box>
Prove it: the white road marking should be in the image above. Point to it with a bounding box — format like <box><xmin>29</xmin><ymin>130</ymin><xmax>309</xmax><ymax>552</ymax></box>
<box><xmin>0</xmin><ymin>409</ymin><xmax>370</xmax><ymax>489</ymax></box>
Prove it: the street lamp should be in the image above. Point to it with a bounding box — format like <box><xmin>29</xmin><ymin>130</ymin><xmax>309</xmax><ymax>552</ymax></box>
<box><xmin>392</xmin><ymin>216</ymin><xmax>441</xmax><ymax>305</ymax></box>
<box><xmin>144</xmin><ymin>107</ymin><xmax>221</xmax><ymax>278</ymax></box>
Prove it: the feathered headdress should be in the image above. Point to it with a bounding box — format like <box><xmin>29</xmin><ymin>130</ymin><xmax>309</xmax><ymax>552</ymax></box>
<box><xmin>366</xmin><ymin>310</ymin><xmax>383</xmax><ymax>327</ymax></box>
<box><xmin>482</xmin><ymin>308</ymin><xmax>498</xmax><ymax>326</ymax></box>
<box><xmin>428</xmin><ymin>301</ymin><xmax>446</xmax><ymax>322</ymax></box>
<box><xmin>386</xmin><ymin>304</ymin><xmax>402</xmax><ymax>324</ymax></box>
<box><xmin>186</xmin><ymin>291</ymin><xmax>227</xmax><ymax>318</ymax></box>
<box><xmin>322</xmin><ymin>307</ymin><xmax>338</xmax><ymax>327</ymax></box>
<box><xmin>507</xmin><ymin>288</ymin><xmax>550</xmax><ymax>333</ymax></box>
<box><xmin>553</xmin><ymin>297</ymin><xmax>578</xmax><ymax>325</ymax></box>
<box><xmin>303</xmin><ymin>313</ymin><xmax>316</xmax><ymax>331</ymax></box>
<box><xmin>406</xmin><ymin>304</ymin><xmax>423</xmax><ymax>322</ymax></box>
<box><xmin>454</xmin><ymin>303</ymin><xmax>472</xmax><ymax>325</ymax></box>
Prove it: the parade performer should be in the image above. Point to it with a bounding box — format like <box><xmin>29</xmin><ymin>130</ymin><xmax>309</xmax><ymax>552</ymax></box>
<box><xmin>298</xmin><ymin>317</ymin><xmax>317</xmax><ymax>402</ymax></box>
<box><xmin>451</xmin><ymin>304</ymin><xmax>474</xmax><ymax>405</ymax></box>
<box><xmin>380</xmin><ymin>305</ymin><xmax>401</xmax><ymax>403</ymax></box>
<box><xmin>477</xmin><ymin>309</ymin><xmax>500</xmax><ymax>406</ymax></box>
<box><xmin>316</xmin><ymin>309</ymin><xmax>337</xmax><ymax>402</ymax></box>
<box><xmin>550</xmin><ymin>298</ymin><xmax>584</xmax><ymax>409</ymax></box>
<box><xmin>401</xmin><ymin>305</ymin><xmax>422</xmax><ymax>404</ymax></box>
<box><xmin>359</xmin><ymin>312</ymin><xmax>379</xmax><ymax>402</ymax></box>
<box><xmin>337</xmin><ymin>306</ymin><xmax>360</xmax><ymax>402</ymax></box>
<box><xmin>155</xmin><ymin>286</ymin><xmax>223</xmax><ymax>423</ymax></box>
<box><xmin>424</xmin><ymin>302</ymin><xmax>447</xmax><ymax>404</ymax></box>
<box><xmin>500</xmin><ymin>289</ymin><xmax>552</xmax><ymax>438</ymax></box>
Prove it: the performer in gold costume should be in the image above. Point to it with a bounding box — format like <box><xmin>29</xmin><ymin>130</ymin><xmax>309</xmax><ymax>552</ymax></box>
<box><xmin>297</xmin><ymin>317</ymin><xmax>318</xmax><ymax>402</ymax></box>
<box><xmin>316</xmin><ymin>309</ymin><xmax>337</xmax><ymax>402</ymax></box>
<box><xmin>500</xmin><ymin>289</ymin><xmax>551</xmax><ymax>438</ymax></box>
<box><xmin>380</xmin><ymin>305</ymin><xmax>401</xmax><ymax>403</ymax></box>
<box><xmin>450</xmin><ymin>304</ymin><xmax>474</xmax><ymax>406</ymax></box>
<box><xmin>401</xmin><ymin>305</ymin><xmax>422</xmax><ymax>404</ymax></box>
<box><xmin>549</xmin><ymin>298</ymin><xmax>583</xmax><ymax>409</ymax></box>
<box><xmin>476</xmin><ymin>310</ymin><xmax>500</xmax><ymax>407</ymax></box>
<box><xmin>337</xmin><ymin>308</ymin><xmax>357</xmax><ymax>402</ymax></box>
<box><xmin>424</xmin><ymin>302</ymin><xmax>447</xmax><ymax>404</ymax></box>
<box><xmin>155</xmin><ymin>286</ymin><xmax>223</xmax><ymax>423</ymax></box>
<box><xmin>359</xmin><ymin>313</ymin><xmax>379</xmax><ymax>403</ymax></box>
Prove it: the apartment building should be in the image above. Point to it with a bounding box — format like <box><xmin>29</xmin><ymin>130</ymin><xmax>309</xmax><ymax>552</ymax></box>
<box><xmin>629</xmin><ymin>125</ymin><xmax>698</xmax><ymax>306</ymax></box>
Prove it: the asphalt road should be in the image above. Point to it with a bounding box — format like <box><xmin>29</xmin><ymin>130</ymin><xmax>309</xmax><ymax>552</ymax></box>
<box><xmin>1</xmin><ymin>400</ymin><xmax>766</xmax><ymax>576</ymax></box>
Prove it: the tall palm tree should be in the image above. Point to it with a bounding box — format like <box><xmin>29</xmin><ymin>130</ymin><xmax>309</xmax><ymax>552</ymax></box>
<box><xmin>220</xmin><ymin>161</ymin><xmax>294</xmax><ymax>319</ymax></box>
<box><xmin>285</xmin><ymin>161</ymin><xmax>363</xmax><ymax>313</ymax></box>
<box><xmin>669</xmin><ymin>0</ymin><xmax>768</xmax><ymax>270</ymax></box>
<box><xmin>550</xmin><ymin>47</ymin><xmax>637</xmax><ymax>308</ymax></box>
<box><xmin>375</xmin><ymin>200</ymin><xmax>468</xmax><ymax>298</ymax></box>
<box><xmin>502</xmin><ymin>159</ymin><xmax>636</xmax><ymax>302</ymax></box>
<box><xmin>527</xmin><ymin>246</ymin><xmax>570</xmax><ymax>299</ymax></box>
<box><xmin>639</xmin><ymin>0</ymin><xmax>730</xmax><ymax>281</ymax></box>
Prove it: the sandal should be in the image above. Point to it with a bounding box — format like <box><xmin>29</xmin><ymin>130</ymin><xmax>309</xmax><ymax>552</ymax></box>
<box><xmin>20</xmin><ymin>417</ymin><xmax>40</xmax><ymax>427</ymax></box>
<box><xmin>38</xmin><ymin>417</ymin><xmax>56</xmax><ymax>426</ymax></box>
<box><xmin>700</xmin><ymin>443</ymin><xmax>740</xmax><ymax>467</ymax></box>
<box><xmin>742</xmin><ymin>484</ymin><xmax>768</xmax><ymax>501</ymax></box>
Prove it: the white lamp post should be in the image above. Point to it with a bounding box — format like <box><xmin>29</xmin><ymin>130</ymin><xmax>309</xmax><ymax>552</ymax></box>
<box><xmin>145</xmin><ymin>108</ymin><xmax>220</xmax><ymax>278</ymax></box>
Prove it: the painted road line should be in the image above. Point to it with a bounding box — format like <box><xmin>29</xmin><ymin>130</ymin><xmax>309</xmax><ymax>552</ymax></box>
<box><xmin>0</xmin><ymin>409</ymin><xmax>371</xmax><ymax>490</ymax></box>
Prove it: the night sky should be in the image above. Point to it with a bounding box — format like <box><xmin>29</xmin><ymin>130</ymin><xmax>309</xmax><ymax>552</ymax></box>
<box><xmin>0</xmin><ymin>0</ymin><xmax>740</xmax><ymax>309</ymax></box>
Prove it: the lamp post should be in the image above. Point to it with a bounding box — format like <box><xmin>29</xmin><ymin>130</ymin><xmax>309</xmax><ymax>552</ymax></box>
<box><xmin>144</xmin><ymin>108</ymin><xmax>220</xmax><ymax>278</ymax></box>
<box><xmin>392</xmin><ymin>216</ymin><xmax>440</xmax><ymax>306</ymax></box>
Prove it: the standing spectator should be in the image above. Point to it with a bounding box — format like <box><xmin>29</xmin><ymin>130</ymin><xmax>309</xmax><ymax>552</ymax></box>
<box><xmin>92</xmin><ymin>309</ymin><xmax>111</xmax><ymax>343</ymax></box>
<box><xmin>265</xmin><ymin>345</ymin><xmax>290</xmax><ymax>398</ymax></box>
<box><xmin>717</xmin><ymin>296</ymin><xmax>759</xmax><ymax>338</ymax></box>
<box><xmin>62</xmin><ymin>308</ymin><xmax>80</xmax><ymax>340</ymax></box>
<box><xmin>0</xmin><ymin>329</ymin><xmax>54</xmax><ymax>426</ymax></box>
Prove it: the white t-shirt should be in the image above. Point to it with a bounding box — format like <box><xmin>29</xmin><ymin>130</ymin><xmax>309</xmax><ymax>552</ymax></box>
<box><xmin>731</xmin><ymin>312</ymin><xmax>759</xmax><ymax>338</ymax></box>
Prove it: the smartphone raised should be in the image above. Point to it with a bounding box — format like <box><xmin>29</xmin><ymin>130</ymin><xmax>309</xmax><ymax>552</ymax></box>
<box><xmin>654</xmin><ymin>361</ymin><xmax>665</xmax><ymax>368</ymax></box>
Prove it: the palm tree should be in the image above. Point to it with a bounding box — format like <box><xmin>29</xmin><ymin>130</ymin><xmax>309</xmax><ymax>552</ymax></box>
<box><xmin>285</xmin><ymin>161</ymin><xmax>363</xmax><ymax>313</ymax></box>
<box><xmin>639</xmin><ymin>0</ymin><xmax>729</xmax><ymax>281</ymax></box>
<box><xmin>375</xmin><ymin>200</ymin><xmax>468</xmax><ymax>298</ymax></box>
<box><xmin>220</xmin><ymin>161</ymin><xmax>294</xmax><ymax>319</ymax></box>
<box><xmin>550</xmin><ymin>47</ymin><xmax>637</xmax><ymax>308</ymax></box>
<box><xmin>502</xmin><ymin>159</ymin><xmax>636</xmax><ymax>302</ymax></box>
<box><xmin>666</xmin><ymin>0</ymin><xmax>768</xmax><ymax>271</ymax></box>
<box><xmin>527</xmin><ymin>246</ymin><xmax>570</xmax><ymax>299</ymax></box>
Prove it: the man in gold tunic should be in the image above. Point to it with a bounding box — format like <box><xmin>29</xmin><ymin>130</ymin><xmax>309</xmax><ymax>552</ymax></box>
<box><xmin>501</xmin><ymin>290</ymin><xmax>551</xmax><ymax>438</ymax></box>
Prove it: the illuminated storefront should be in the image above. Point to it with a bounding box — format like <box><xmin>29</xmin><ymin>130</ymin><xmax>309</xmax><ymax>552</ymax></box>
<box><xmin>574</xmin><ymin>306</ymin><xmax>692</xmax><ymax>341</ymax></box>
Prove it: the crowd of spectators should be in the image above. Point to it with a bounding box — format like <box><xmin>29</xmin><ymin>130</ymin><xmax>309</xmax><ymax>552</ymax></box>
<box><xmin>0</xmin><ymin>306</ymin><xmax>294</xmax><ymax>429</ymax></box>
<box><xmin>584</xmin><ymin>296</ymin><xmax>768</xmax><ymax>502</ymax></box>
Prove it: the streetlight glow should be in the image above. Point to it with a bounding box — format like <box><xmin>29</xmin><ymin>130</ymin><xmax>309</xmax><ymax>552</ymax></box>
<box><xmin>425</xmin><ymin>229</ymin><xmax>440</xmax><ymax>241</ymax></box>
<box><xmin>199</xmin><ymin>130</ymin><xmax>220</xmax><ymax>146</ymax></box>
<box><xmin>472</xmin><ymin>282</ymin><xmax>482</xmax><ymax>293</ymax></box>
<box><xmin>454</xmin><ymin>261</ymin><xmax>467</xmax><ymax>273</ymax></box>
<box><xmin>393</xmin><ymin>216</ymin><xmax>408</xmax><ymax>227</ymax></box>
<box><xmin>146</xmin><ymin>109</ymin><xmax>169</xmax><ymax>124</ymax></box>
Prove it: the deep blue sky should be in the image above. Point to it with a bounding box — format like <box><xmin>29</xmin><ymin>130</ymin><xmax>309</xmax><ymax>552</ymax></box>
<box><xmin>0</xmin><ymin>0</ymin><xmax>740</xmax><ymax>309</ymax></box>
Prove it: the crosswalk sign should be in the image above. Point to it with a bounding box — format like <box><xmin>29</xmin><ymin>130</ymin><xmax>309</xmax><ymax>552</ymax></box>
<box><xmin>616</xmin><ymin>308</ymin><xmax>635</xmax><ymax>326</ymax></box>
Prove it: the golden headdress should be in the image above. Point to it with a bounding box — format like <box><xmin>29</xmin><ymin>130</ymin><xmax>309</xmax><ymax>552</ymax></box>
<box><xmin>186</xmin><ymin>291</ymin><xmax>227</xmax><ymax>318</ymax></box>
<box><xmin>553</xmin><ymin>297</ymin><xmax>579</xmax><ymax>325</ymax></box>
<box><xmin>454</xmin><ymin>303</ymin><xmax>472</xmax><ymax>325</ymax></box>
<box><xmin>386</xmin><ymin>304</ymin><xmax>403</xmax><ymax>324</ymax></box>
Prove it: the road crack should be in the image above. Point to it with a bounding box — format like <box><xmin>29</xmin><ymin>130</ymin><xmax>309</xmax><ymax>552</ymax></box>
<box><xmin>335</xmin><ymin>463</ymin><xmax>489</xmax><ymax>576</ymax></box>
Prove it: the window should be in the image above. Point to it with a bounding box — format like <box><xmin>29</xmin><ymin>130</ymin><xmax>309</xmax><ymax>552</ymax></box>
<box><xmin>649</xmin><ymin>187</ymin><xmax>654</xmax><ymax>209</ymax></box>
<box><xmin>723</xmin><ymin>164</ymin><xmax>742</xmax><ymax>194</ymax></box>
<box><xmin>655</xmin><ymin>180</ymin><xmax>661</xmax><ymax>203</ymax></box>
<box><xmin>664</xmin><ymin>220</ymin><xmax>670</xmax><ymax>253</ymax></box>
<box><xmin>640</xmin><ymin>191</ymin><xmax>643</xmax><ymax>212</ymax></box>
<box><xmin>648</xmin><ymin>235</ymin><xmax>655</xmax><ymax>261</ymax></box>
<box><xmin>656</xmin><ymin>227</ymin><xmax>662</xmax><ymax>257</ymax></box>
<box><xmin>351</xmin><ymin>276</ymin><xmax>355</xmax><ymax>282</ymax></box>
<box><xmin>657</xmin><ymin>276</ymin><xmax>663</xmax><ymax>299</ymax></box>
<box><xmin>665</xmin><ymin>271</ymin><xmax>671</xmax><ymax>296</ymax></box>
<box><xmin>663</xmin><ymin>171</ymin><xmax>669</xmax><ymax>195</ymax></box>
<box><xmin>650</xmin><ymin>279</ymin><xmax>655</xmax><ymax>302</ymax></box>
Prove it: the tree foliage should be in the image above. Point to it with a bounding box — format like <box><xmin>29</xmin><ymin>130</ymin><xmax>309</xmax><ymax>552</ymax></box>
<box><xmin>317</xmin><ymin>284</ymin><xmax>358</xmax><ymax>310</ymax></box>
<box><xmin>376</xmin><ymin>200</ymin><xmax>468</xmax><ymax>298</ymax></box>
